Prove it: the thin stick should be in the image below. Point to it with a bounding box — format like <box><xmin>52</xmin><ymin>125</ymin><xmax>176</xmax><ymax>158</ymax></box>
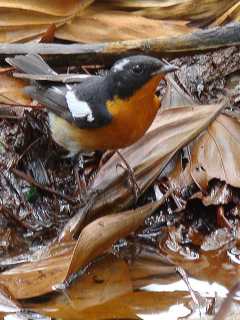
<box><xmin>11</xmin><ymin>168</ymin><xmax>76</xmax><ymax>204</ymax></box>
<box><xmin>213</xmin><ymin>282</ymin><xmax>240</xmax><ymax>320</ymax></box>
<box><xmin>1</xmin><ymin>23</ymin><xmax>240</xmax><ymax>66</ymax></box>
<box><xmin>0</xmin><ymin>102</ymin><xmax>43</xmax><ymax>109</ymax></box>
<box><xmin>116</xmin><ymin>150</ymin><xmax>141</xmax><ymax>202</ymax></box>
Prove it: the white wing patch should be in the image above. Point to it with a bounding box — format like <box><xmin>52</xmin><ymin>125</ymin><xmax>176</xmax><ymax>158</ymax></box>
<box><xmin>113</xmin><ymin>58</ymin><xmax>130</xmax><ymax>72</ymax></box>
<box><xmin>66</xmin><ymin>88</ymin><xmax>94</xmax><ymax>122</ymax></box>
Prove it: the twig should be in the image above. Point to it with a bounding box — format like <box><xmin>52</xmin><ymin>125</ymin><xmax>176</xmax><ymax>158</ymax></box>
<box><xmin>0</xmin><ymin>102</ymin><xmax>43</xmax><ymax>109</ymax></box>
<box><xmin>213</xmin><ymin>282</ymin><xmax>240</xmax><ymax>320</ymax></box>
<box><xmin>13</xmin><ymin>72</ymin><xmax>94</xmax><ymax>83</ymax></box>
<box><xmin>177</xmin><ymin>267</ymin><xmax>201</xmax><ymax>310</ymax></box>
<box><xmin>216</xmin><ymin>206</ymin><xmax>233</xmax><ymax>230</ymax></box>
<box><xmin>14</xmin><ymin>137</ymin><xmax>42</xmax><ymax>166</ymax></box>
<box><xmin>11</xmin><ymin>168</ymin><xmax>76</xmax><ymax>204</ymax></box>
<box><xmin>0</xmin><ymin>114</ymin><xmax>22</xmax><ymax>120</ymax></box>
<box><xmin>116</xmin><ymin>150</ymin><xmax>141</xmax><ymax>202</ymax></box>
<box><xmin>1</xmin><ymin>23</ymin><xmax>240</xmax><ymax>66</ymax></box>
<box><xmin>0</xmin><ymin>205</ymin><xmax>36</xmax><ymax>230</ymax></box>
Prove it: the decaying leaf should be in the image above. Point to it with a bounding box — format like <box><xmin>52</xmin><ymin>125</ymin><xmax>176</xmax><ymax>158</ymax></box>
<box><xmin>0</xmin><ymin>0</ymin><xmax>93</xmax><ymax>16</ymax></box>
<box><xmin>0</xmin><ymin>24</ymin><xmax>63</xmax><ymax>43</ymax></box>
<box><xmin>0</xmin><ymin>0</ymin><xmax>94</xmax><ymax>43</ymax></box>
<box><xmin>161</xmin><ymin>75</ymin><xmax>195</xmax><ymax>110</ymax></box>
<box><xmin>191</xmin><ymin>114</ymin><xmax>240</xmax><ymax>189</ymax></box>
<box><xmin>0</xmin><ymin>9</ymin><xmax>68</xmax><ymax>27</ymax></box>
<box><xmin>65</xmin><ymin>200</ymin><xmax>166</xmax><ymax>278</ymax></box>
<box><xmin>56</xmin><ymin>7</ymin><xmax>197</xmax><ymax>43</ymax></box>
<box><xmin>0</xmin><ymin>246</ymin><xmax>73</xmax><ymax>299</ymax></box>
<box><xmin>0</xmin><ymin>72</ymin><xmax>31</xmax><ymax>105</ymax></box>
<box><xmin>102</xmin><ymin>0</ymin><xmax>240</xmax><ymax>25</ymax></box>
<box><xmin>166</xmin><ymin>153</ymin><xmax>195</xmax><ymax>194</ymax></box>
<box><xmin>26</xmin><ymin>256</ymin><xmax>132</xmax><ymax>317</ymax></box>
<box><xmin>0</xmin><ymin>72</ymin><xmax>32</xmax><ymax>118</ymax></box>
<box><xmin>0</xmin><ymin>0</ymin><xmax>240</xmax><ymax>43</ymax></box>
<box><xmin>0</xmin><ymin>201</ymin><xmax>163</xmax><ymax>298</ymax></box>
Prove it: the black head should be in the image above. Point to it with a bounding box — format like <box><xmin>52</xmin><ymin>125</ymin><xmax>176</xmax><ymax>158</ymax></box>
<box><xmin>108</xmin><ymin>55</ymin><xmax>178</xmax><ymax>99</ymax></box>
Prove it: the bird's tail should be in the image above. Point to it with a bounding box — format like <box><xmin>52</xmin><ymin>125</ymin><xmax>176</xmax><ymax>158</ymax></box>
<box><xmin>6</xmin><ymin>54</ymin><xmax>57</xmax><ymax>75</ymax></box>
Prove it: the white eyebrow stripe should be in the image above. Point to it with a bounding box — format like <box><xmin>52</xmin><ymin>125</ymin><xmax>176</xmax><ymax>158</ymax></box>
<box><xmin>113</xmin><ymin>58</ymin><xmax>130</xmax><ymax>72</ymax></box>
<box><xmin>66</xmin><ymin>90</ymin><xmax>94</xmax><ymax>122</ymax></box>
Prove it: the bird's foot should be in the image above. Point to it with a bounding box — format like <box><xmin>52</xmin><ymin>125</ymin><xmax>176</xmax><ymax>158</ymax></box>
<box><xmin>116</xmin><ymin>150</ymin><xmax>141</xmax><ymax>204</ymax></box>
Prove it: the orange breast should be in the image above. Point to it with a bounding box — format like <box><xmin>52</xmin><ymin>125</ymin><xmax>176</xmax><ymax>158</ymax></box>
<box><xmin>49</xmin><ymin>75</ymin><xmax>161</xmax><ymax>153</ymax></box>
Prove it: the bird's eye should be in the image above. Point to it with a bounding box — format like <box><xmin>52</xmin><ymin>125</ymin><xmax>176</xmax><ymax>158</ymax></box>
<box><xmin>132</xmin><ymin>64</ymin><xmax>143</xmax><ymax>74</ymax></box>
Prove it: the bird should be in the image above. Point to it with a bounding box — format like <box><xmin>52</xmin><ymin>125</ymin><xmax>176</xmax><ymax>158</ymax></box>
<box><xmin>6</xmin><ymin>54</ymin><xmax>178</xmax><ymax>156</ymax></box>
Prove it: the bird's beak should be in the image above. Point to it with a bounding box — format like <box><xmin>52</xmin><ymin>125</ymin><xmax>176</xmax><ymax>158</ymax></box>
<box><xmin>151</xmin><ymin>63</ymin><xmax>179</xmax><ymax>76</ymax></box>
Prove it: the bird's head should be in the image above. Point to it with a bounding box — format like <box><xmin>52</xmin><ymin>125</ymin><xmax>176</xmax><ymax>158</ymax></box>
<box><xmin>109</xmin><ymin>55</ymin><xmax>178</xmax><ymax>99</ymax></box>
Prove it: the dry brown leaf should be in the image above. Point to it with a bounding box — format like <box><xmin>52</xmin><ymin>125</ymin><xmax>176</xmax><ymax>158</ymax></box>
<box><xmin>191</xmin><ymin>114</ymin><xmax>240</xmax><ymax>189</ymax></box>
<box><xmin>65</xmin><ymin>200</ymin><xmax>165</xmax><ymax>278</ymax></box>
<box><xmin>0</xmin><ymin>24</ymin><xmax>62</xmax><ymax>43</ymax></box>
<box><xmin>0</xmin><ymin>9</ymin><xmax>68</xmax><ymax>27</ymax></box>
<box><xmin>56</xmin><ymin>8</ymin><xmax>196</xmax><ymax>43</ymax></box>
<box><xmin>0</xmin><ymin>0</ymin><xmax>239</xmax><ymax>44</ymax></box>
<box><xmin>161</xmin><ymin>75</ymin><xmax>195</xmax><ymax>110</ymax></box>
<box><xmin>0</xmin><ymin>201</ymin><xmax>161</xmax><ymax>299</ymax></box>
<box><xmin>103</xmin><ymin>0</ymin><xmax>239</xmax><ymax>25</ymax></box>
<box><xmin>100</xmin><ymin>0</ymin><xmax>181</xmax><ymax>9</ymax></box>
<box><xmin>26</xmin><ymin>256</ymin><xmax>132</xmax><ymax>316</ymax></box>
<box><xmin>0</xmin><ymin>0</ymin><xmax>94</xmax><ymax>42</ymax></box>
<box><xmin>0</xmin><ymin>72</ymin><xmax>31</xmax><ymax>104</ymax></box>
<box><xmin>18</xmin><ymin>243</ymin><xmax>240</xmax><ymax>319</ymax></box>
<box><xmin>0</xmin><ymin>241</ymin><xmax>76</xmax><ymax>299</ymax></box>
<box><xmin>0</xmin><ymin>0</ymin><xmax>93</xmax><ymax>16</ymax></box>
<box><xmin>166</xmin><ymin>154</ymin><xmax>194</xmax><ymax>193</ymax></box>
<box><xmin>0</xmin><ymin>248</ymin><xmax>73</xmax><ymax>299</ymax></box>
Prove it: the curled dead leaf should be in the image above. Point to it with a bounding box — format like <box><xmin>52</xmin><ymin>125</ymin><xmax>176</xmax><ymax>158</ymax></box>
<box><xmin>0</xmin><ymin>0</ymin><xmax>94</xmax><ymax>43</ymax></box>
<box><xmin>191</xmin><ymin>114</ymin><xmax>240</xmax><ymax>189</ymax></box>
<box><xmin>161</xmin><ymin>75</ymin><xmax>195</xmax><ymax>110</ymax></box>
<box><xmin>0</xmin><ymin>0</ymin><xmax>92</xmax><ymax>16</ymax></box>
<box><xmin>105</xmin><ymin>0</ymin><xmax>239</xmax><ymax>25</ymax></box>
<box><xmin>65</xmin><ymin>200</ymin><xmax>167</xmax><ymax>279</ymax></box>
<box><xmin>0</xmin><ymin>201</ymin><xmax>164</xmax><ymax>298</ymax></box>
<box><xmin>56</xmin><ymin>7</ymin><xmax>196</xmax><ymax>42</ymax></box>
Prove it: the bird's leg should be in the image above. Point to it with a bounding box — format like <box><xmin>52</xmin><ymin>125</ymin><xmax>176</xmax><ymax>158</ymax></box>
<box><xmin>73</xmin><ymin>153</ymin><xmax>88</xmax><ymax>204</ymax></box>
<box><xmin>116</xmin><ymin>150</ymin><xmax>141</xmax><ymax>203</ymax></box>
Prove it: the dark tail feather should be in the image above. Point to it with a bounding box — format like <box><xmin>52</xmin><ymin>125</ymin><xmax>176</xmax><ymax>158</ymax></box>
<box><xmin>6</xmin><ymin>54</ymin><xmax>57</xmax><ymax>75</ymax></box>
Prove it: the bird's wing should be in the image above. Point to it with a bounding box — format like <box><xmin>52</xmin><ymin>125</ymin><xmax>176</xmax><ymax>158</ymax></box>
<box><xmin>6</xmin><ymin>54</ymin><xmax>112</xmax><ymax>129</ymax></box>
<box><xmin>25</xmin><ymin>80</ymin><xmax>112</xmax><ymax>129</ymax></box>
